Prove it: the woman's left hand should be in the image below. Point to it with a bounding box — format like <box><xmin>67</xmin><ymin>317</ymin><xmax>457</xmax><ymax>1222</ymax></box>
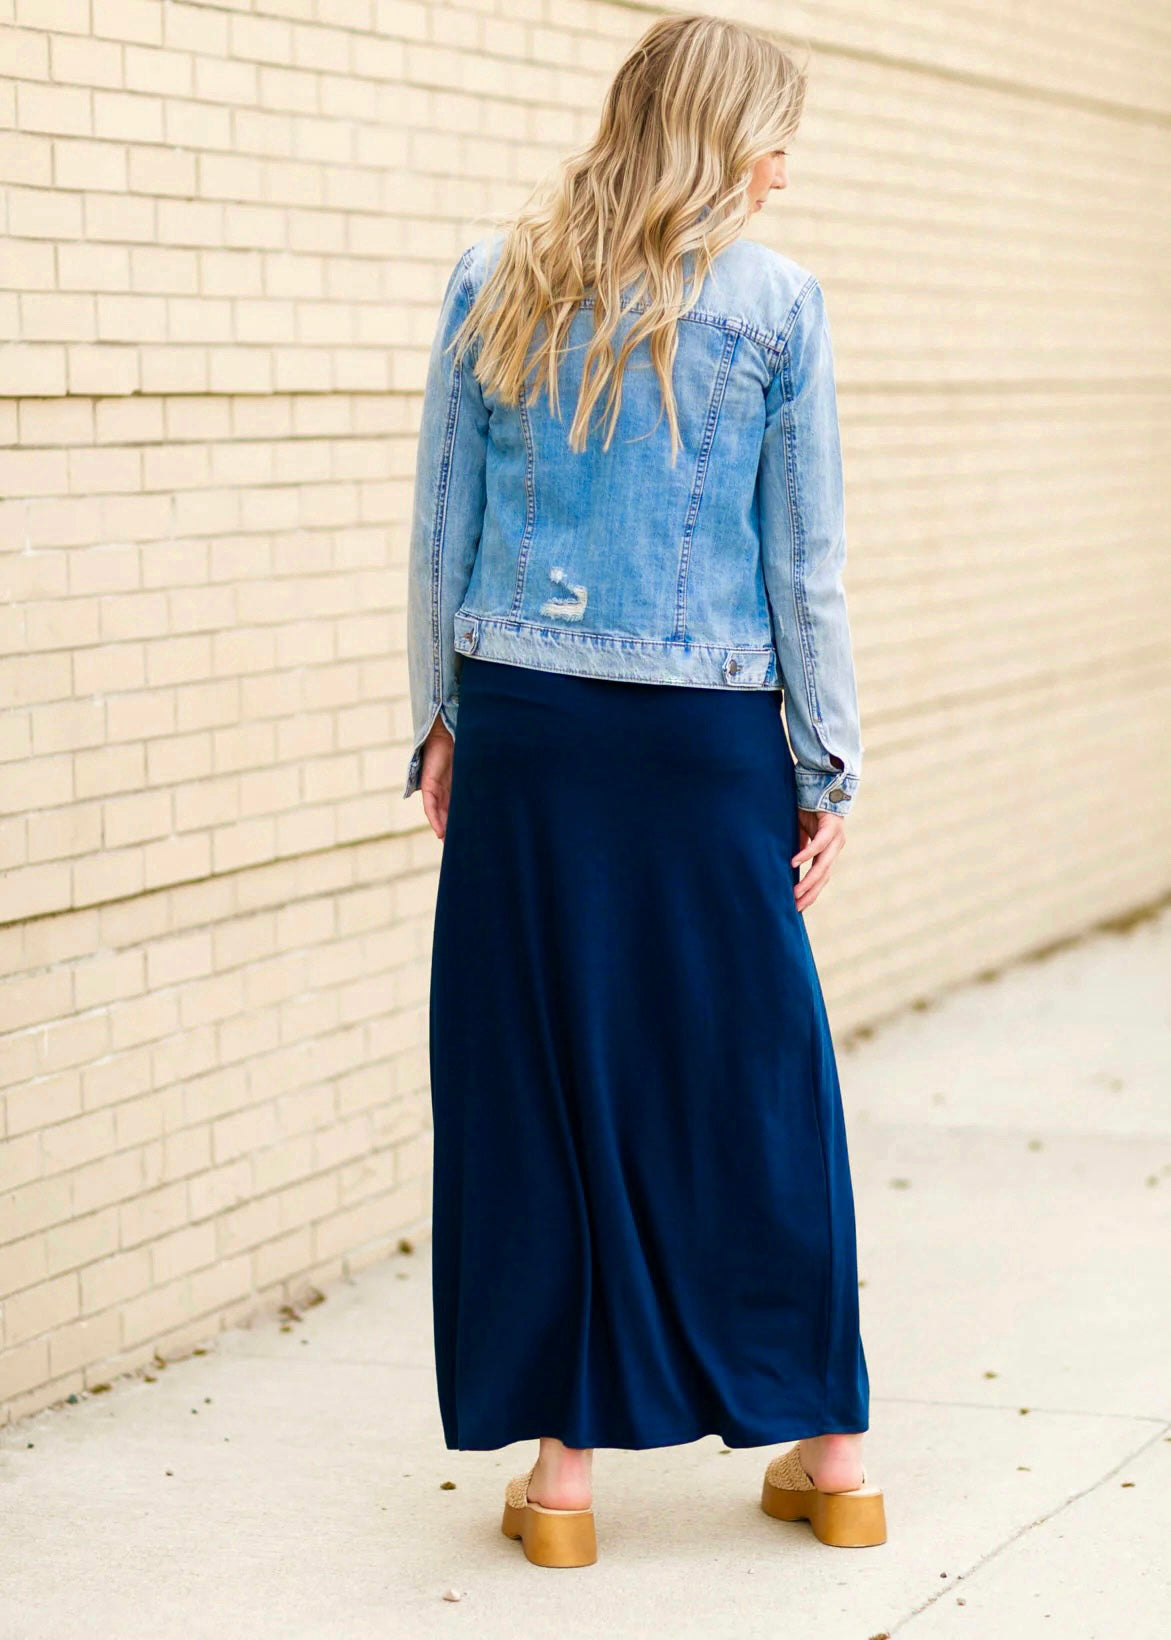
<box><xmin>420</xmin><ymin>717</ymin><xmax>455</xmax><ymax>840</ymax></box>
<box><xmin>792</xmin><ymin>808</ymin><xmax>847</xmax><ymax>912</ymax></box>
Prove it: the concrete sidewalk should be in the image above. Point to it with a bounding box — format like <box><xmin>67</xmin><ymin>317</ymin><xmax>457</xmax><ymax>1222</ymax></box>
<box><xmin>2</xmin><ymin>904</ymin><xmax>1169</xmax><ymax>1639</ymax></box>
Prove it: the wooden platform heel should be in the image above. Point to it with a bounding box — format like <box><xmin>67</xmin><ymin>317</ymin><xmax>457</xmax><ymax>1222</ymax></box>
<box><xmin>501</xmin><ymin>1463</ymin><xmax>598</xmax><ymax>1567</ymax></box>
<box><xmin>761</xmin><ymin>1445</ymin><xmax>887</xmax><ymax>1547</ymax></box>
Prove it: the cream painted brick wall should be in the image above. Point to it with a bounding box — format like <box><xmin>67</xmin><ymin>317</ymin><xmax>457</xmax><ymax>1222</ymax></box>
<box><xmin>0</xmin><ymin>837</ymin><xmax>436</xmax><ymax>1418</ymax></box>
<box><xmin>2</xmin><ymin>0</ymin><xmax>1170</xmax><ymax>1420</ymax></box>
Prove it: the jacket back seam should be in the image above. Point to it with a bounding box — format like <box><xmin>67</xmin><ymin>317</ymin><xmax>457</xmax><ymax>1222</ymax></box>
<box><xmin>576</xmin><ymin>291</ymin><xmax>785</xmax><ymax>360</ymax></box>
<box><xmin>508</xmin><ymin>375</ymin><xmax>537</xmax><ymax>618</ymax></box>
<box><xmin>779</xmin><ymin>329</ymin><xmax>825</xmax><ymax>732</ymax></box>
<box><xmin>673</xmin><ymin>327</ymin><xmax>739</xmax><ymax>641</ymax></box>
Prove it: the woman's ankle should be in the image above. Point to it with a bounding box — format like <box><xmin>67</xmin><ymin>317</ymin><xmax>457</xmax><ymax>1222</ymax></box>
<box><xmin>528</xmin><ymin>1437</ymin><xmax>594</xmax><ymax>1509</ymax></box>
<box><xmin>798</xmin><ymin>1431</ymin><xmax>866</xmax><ymax>1491</ymax></box>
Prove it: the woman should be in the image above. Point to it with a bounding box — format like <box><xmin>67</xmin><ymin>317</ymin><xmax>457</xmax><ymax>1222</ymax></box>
<box><xmin>402</xmin><ymin>11</ymin><xmax>885</xmax><ymax>1567</ymax></box>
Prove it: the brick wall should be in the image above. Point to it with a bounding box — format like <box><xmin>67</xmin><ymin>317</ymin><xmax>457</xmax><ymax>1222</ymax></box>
<box><xmin>2</xmin><ymin>0</ymin><xmax>1169</xmax><ymax>1419</ymax></box>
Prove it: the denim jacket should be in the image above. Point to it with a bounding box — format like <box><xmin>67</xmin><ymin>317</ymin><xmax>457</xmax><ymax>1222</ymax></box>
<box><xmin>403</xmin><ymin>229</ymin><xmax>863</xmax><ymax>814</ymax></box>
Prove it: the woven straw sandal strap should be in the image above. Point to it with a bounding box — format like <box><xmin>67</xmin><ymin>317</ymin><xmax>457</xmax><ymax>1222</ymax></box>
<box><xmin>765</xmin><ymin>1446</ymin><xmax>868</xmax><ymax>1492</ymax></box>
<box><xmin>764</xmin><ymin>1446</ymin><xmax>816</xmax><ymax>1491</ymax></box>
<box><xmin>504</xmin><ymin>1462</ymin><xmax>538</xmax><ymax>1511</ymax></box>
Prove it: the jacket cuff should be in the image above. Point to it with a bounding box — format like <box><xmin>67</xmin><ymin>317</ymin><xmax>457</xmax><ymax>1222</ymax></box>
<box><xmin>794</xmin><ymin>768</ymin><xmax>858</xmax><ymax>816</ymax></box>
<box><xmin>401</xmin><ymin>699</ymin><xmax>457</xmax><ymax>799</ymax></box>
<box><xmin>402</xmin><ymin>743</ymin><xmax>426</xmax><ymax>801</ymax></box>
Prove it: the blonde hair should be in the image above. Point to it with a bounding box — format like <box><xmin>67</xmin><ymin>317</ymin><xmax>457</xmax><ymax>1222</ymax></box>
<box><xmin>451</xmin><ymin>12</ymin><xmax>809</xmax><ymax>462</ymax></box>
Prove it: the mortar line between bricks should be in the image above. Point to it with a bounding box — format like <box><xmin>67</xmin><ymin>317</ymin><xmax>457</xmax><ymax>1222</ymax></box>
<box><xmin>890</xmin><ymin>1419</ymin><xmax>1171</xmax><ymax>1634</ymax></box>
<box><xmin>0</xmin><ymin>828</ymin><xmax>430</xmax><ymax>937</ymax></box>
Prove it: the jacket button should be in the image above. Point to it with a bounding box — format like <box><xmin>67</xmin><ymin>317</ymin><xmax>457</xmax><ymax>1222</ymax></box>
<box><xmin>827</xmin><ymin>786</ymin><xmax>847</xmax><ymax>802</ymax></box>
<box><xmin>462</xmin><ymin>629</ymin><xmax>473</xmax><ymax>641</ymax></box>
<box><xmin>726</xmin><ymin>659</ymin><xmax>740</xmax><ymax>674</ymax></box>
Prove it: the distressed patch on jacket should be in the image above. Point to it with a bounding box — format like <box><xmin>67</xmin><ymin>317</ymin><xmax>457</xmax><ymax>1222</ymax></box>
<box><xmin>539</xmin><ymin>565</ymin><xmax>588</xmax><ymax>621</ymax></box>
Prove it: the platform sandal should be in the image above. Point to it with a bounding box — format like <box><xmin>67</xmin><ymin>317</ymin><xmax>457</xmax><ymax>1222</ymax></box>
<box><xmin>501</xmin><ymin>1462</ymin><xmax>598</xmax><ymax>1567</ymax></box>
<box><xmin>761</xmin><ymin>1444</ymin><xmax>887</xmax><ymax>1547</ymax></box>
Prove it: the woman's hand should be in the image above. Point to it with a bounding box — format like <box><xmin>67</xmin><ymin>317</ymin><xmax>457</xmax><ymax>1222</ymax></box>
<box><xmin>792</xmin><ymin>808</ymin><xmax>847</xmax><ymax>912</ymax></box>
<box><xmin>420</xmin><ymin>717</ymin><xmax>455</xmax><ymax>840</ymax></box>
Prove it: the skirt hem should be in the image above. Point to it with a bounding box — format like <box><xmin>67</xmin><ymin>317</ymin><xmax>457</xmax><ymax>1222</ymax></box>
<box><xmin>442</xmin><ymin>1410</ymin><xmax>870</xmax><ymax>1453</ymax></box>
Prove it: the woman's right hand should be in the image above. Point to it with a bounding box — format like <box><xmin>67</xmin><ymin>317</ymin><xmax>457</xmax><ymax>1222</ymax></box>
<box><xmin>420</xmin><ymin>718</ymin><xmax>455</xmax><ymax>840</ymax></box>
<box><xmin>792</xmin><ymin>808</ymin><xmax>846</xmax><ymax>912</ymax></box>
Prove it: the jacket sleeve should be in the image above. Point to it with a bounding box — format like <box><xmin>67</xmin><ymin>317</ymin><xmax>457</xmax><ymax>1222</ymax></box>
<box><xmin>402</xmin><ymin>246</ymin><xmax>490</xmax><ymax>800</ymax></box>
<box><xmin>757</xmin><ymin>275</ymin><xmax>863</xmax><ymax>817</ymax></box>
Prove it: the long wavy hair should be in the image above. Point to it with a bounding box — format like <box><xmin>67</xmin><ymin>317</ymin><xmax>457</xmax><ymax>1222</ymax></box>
<box><xmin>450</xmin><ymin>12</ymin><xmax>809</xmax><ymax>462</ymax></box>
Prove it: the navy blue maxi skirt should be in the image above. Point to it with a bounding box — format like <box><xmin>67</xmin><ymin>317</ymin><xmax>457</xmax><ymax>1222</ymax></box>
<box><xmin>428</xmin><ymin>654</ymin><xmax>869</xmax><ymax>1451</ymax></box>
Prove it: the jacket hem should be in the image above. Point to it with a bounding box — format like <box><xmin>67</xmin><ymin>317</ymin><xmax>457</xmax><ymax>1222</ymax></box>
<box><xmin>452</xmin><ymin>610</ymin><xmax>784</xmax><ymax>692</ymax></box>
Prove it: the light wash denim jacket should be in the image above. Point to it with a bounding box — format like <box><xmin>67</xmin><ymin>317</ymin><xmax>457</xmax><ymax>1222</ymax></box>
<box><xmin>403</xmin><ymin>229</ymin><xmax>863</xmax><ymax>814</ymax></box>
